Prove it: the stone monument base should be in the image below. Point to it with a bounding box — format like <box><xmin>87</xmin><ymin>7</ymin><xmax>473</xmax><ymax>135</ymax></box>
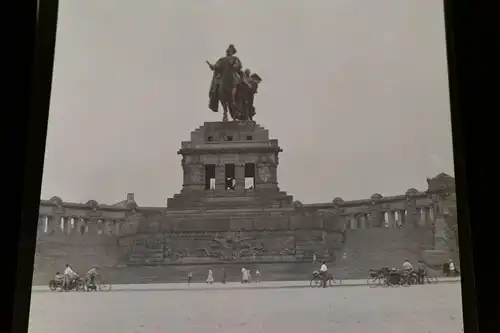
<box><xmin>98</xmin><ymin>261</ymin><xmax>323</xmax><ymax>284</ymax></box>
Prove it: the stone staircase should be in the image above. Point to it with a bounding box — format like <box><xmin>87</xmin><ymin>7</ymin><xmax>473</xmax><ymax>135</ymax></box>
<box><xmin>333</xmin><ymin>227</ymin><xmax>430</xmax><ymax>279</ymax></box>
<box><xmin>129</xmin><ymin>240</ymin><xmax>164</xmax><ymax>264</ymax></box>
<box><xmin>167</xmin><ymin>189</ymin><xmax>293</xmax><ymax>210</ymax></box>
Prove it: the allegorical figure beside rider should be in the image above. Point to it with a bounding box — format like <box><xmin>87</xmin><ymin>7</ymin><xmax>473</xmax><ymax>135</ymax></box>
<box><xmin>206</xmin><ymin>44</ymin><xmax>262</xmax><ymax>122</ymax></box>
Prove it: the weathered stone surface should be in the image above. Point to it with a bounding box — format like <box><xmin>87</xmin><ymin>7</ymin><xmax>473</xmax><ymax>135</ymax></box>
<box><xmin>32</xmin><ymin>121</ymin><xmax>455</xmax><ymax>285</ymax></box>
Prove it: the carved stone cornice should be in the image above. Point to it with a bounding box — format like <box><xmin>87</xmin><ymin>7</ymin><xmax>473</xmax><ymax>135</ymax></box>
<box><xmin>178</xmin><ymin>147</ymin><xmax>282</xmax><ymax>155</ymax></box>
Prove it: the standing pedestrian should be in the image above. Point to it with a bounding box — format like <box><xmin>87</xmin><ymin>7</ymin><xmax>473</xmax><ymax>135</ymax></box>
<box><xmin>320</xmin><ymin>261</ymin><xmax>328</xmax><ymax>288</ymax></box>
<box><xmin>448</xmin><ymin>260</ymin><xmax>456</xmax><ymax>276</ymax></box>
<box><xmin>241</xmin><ymin>267</ymin><xmax>246</xmax><ymax>283</ymax></box>
<box><xmin>443</xmin><ymin>260</ymin><xmax>450</xmax><ymax>276</ymax></box>
<box><xmin>255</xmin><ymin>268</ymin><xmax>261</xmax><ymax>283</ymax></box>
<box><xmin>207</xmin><ymin>268</ymin><xmax>214</xmax><ymax>284</ymax></box>
<box><xmin>417</xmin><ymin>260</ymin><xmax>426</xmax><ymax>284</ymax></box>
<box><xmin>221</xmin><ymin>268</ymin><xmax>226</xmax><ymax>284</ymax></box>
<box><xmin>187</xmin><ymin>271</ymin><xmax>193</xmax><ymax>286</ymax></box>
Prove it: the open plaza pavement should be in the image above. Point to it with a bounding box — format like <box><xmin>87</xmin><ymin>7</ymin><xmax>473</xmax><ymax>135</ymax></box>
<box><xmin>29</xmin><ymin>278</ymin><xmax>463</xmax><ymax>333</ymax></box>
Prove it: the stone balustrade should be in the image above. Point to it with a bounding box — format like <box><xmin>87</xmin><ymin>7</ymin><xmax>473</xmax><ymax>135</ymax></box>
<box><xmin>37</xmin><ymin>180</ymin><xmax>448</xmax><ymax>239</ymax></box>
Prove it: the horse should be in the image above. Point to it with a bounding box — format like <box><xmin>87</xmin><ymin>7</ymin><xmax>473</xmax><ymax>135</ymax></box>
<box><xmin>208</xmin><ymin>59</ymin><xmax>261</xmax><ymax>122</ymax></box>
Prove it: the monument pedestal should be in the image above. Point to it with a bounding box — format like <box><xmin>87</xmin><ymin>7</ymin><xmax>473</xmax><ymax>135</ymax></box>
<box><xmin>121</xmin><ymin>122</ymin><xmax>344</xmax><ymax>275</ymax></box>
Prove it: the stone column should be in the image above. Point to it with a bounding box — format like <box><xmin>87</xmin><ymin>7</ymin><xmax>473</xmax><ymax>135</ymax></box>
<box><xmin>350</xmin><ymin>216</ymin><xmax>357</xmax><ymax>229</ymax></box>
<box><xmin>64</xmin><ymin>217</ymin><xmax>71</xmax><ymax>234</ymax></box>
<box><xmin>115</xmin><ymin>220</ymin><xmax>121</xmax><ymax>235</ymax></box>
<box><xmin>425</xmin><ymin>207</ymin><xmax>432</xmax><ymax>226</ymax></box>
<box><xmin>398</xmin><ymin>210</ymin><xmax>406</xmax><ymax>227</ymax></box>
<box><xmin>103</xmin><ymin>220</ymin><xmax>111</xmax><ymax>235</ymax></box>
<box><xmin>58</xmin><ymin>216</ymin><xmax>65</xmax><ymax>233</ymax></box>
<box><xmin>97</xmin><ymin>219</ymin><xmax>104</xmax><ymax>235</ymax></box>
<box><xmin>358</xmin><ymin>215</ymin><xmax>366</xmax><ymax>229</ymax></box>
<box><xmin>418</xmin><ymin>208</ymin><xmax>426</xmax><ymax>227</ymax></box>
<box><xmin>428</xmin><ymin>207</ymin><xmax>435</xmax><ymax>224</ymax></box>
<box><xmin>405</xmin><ymin>206</ymin><xmax>419</xmax><ymax>227</ymax></box>
<box><xmin>68</xmin><ymin>217</ymin><xmax>74</xmax><ymax>234</ymax></box>
<box><xmin>77</xmin><ymin>218</ymin><xmax>87</xmax><ymax>234</ymax></box>
<box><xmin>370</xmin><ymin>211</ymin><xmax>384</xmax><ymax>228</ymax></box>
<box><xmin>387</xmin><ymin>211</ymin><xmax>396</xmax><ymax>228</ymax></box>
<box><xmin>235</xmin><ymin>163</ymin><xmax>245</xmax><ymax>191</ymax></box>
<box><xmin>215</xmin><ymin>164</ymin><xmax>226</xmax><ymax>190</ymax></box>
<box><xmin>40</xmin><ymin>215</ymin><xmax>48</xmax><ymax>233</ymax></box>
<box><xmin>365</xmin><ymin>214</ymin><xmax>372</xmax><ymax>229</ymax></box>
<box><xmin>86</xmin><ymin>219</ymin><xmax>98</xmax><ymax>234</ymax></box>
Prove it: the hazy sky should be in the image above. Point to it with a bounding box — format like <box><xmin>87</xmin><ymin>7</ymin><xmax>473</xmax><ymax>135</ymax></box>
<box><xmin>41</xmin><ymin>0</ymin><xmax>454</xmax><ymax>206</ymax></box>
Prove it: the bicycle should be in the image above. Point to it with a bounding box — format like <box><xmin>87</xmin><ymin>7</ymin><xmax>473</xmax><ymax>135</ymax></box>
<box><xmin>310</xmin><ymin>271</ymin><xmax>337</xmax><ymax>288</ymax></box>
<box><xmin>424</xmin><ymin>273</ymin><xmax>438</xmax><ymax>284</ymax></box>
<box><xmin>55</xmin><ymin>277</ymin><xmax>86</xmax><ymax>292</ymax></box>
<box><xmin>85</xmin><ymin>274</ymin><xmax>112</xmax><ymax>292</ymax></box>
<box><xmin>405</xmin><ymin>271</ymin><xmax>418</xmax><ymax>286</ymax></box>
<box><xmin>367</xmin><ymin>269</ymin><xmax>389</xmax><ymax>288</ymax></box>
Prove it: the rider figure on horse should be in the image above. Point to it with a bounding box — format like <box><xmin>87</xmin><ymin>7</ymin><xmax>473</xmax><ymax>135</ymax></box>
<box><xmin>207</xmin><ymin>44</ymin><xmax>243</xmax><ymax>113</ymax></box>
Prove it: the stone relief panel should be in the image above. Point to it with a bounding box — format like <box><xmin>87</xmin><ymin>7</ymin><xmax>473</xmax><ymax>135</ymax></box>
<box><xmin>159</xmin><ymin>231</ymin><xmax>278</xmax><ymax>262</ymax></box>
<box><xmin>257</xmin><ymin>165</ymin><xmax>272</xmax><ymax>183</ymax></box>
<box><xmin>125</xmin><ymin>229</ymin><xmax>346</xmax><ymax>264</ymax></box>
<box><xmin>190</xmin><ymin>166</ymin><xmax>204</xmax><ymax>183</ymax></box>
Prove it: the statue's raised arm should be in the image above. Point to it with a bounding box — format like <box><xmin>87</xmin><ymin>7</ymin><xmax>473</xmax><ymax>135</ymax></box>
<box><xmin>206</xmin><ymin>60</ymin><xmax>215</xmax><ymax>71</ymax></box>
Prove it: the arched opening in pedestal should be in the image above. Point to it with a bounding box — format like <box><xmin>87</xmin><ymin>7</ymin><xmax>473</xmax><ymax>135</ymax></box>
<box><xmin>225</xmin><ymin>164</ymin><xmax>235</xmax><ymax>190</ymax></box>
<box><xmin>245</xmin><ymin>163</ymin><xmax>255</xmax><ymax>190</ymax></box>
<box><xmin>204</xmin><ymin>164</ymin><xmax>215</xmax><ymax>190</ymax></box>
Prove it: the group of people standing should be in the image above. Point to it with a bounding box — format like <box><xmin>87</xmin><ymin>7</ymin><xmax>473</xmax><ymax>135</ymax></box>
<box><xmin>402</xmin><ymin>258</ymin><xmax>428</xmax><ymax>284</ymax></box>
<box><xmin>188</xmin><ymin>267</ymin><xmax>261</xmax><ymax>286</ymax></box>
<box><xmin>402</xmin><ymin>258</ymin><xmax>458</xmax><ymax>283</ymax></box>
<box><xmin>442</xmin><ymin>259</ymin><xmax>459</xmax><ymax>276</ymax></box>
<box><xmin>241</xmin><ymin>267</ymin><xmax>260</xmax><ymax>283</ymax></box>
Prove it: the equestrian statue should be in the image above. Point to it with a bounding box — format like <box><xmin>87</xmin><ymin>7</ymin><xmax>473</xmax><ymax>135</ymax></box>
<box><xmin>206</xmin><ymin>44</ymin><xmax>262</xmax><ymax>122</ymax></box>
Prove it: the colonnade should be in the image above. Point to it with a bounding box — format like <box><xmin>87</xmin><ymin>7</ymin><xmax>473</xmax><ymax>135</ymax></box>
<box><xmin>38</xmin><ymin>215</ymin><xmax>124</xmax><ymax>236</ymax></box>
<box><xmin>345</xmin><ymin>206</ymin><xmax>435</xmax><ymax>230</ymax></box>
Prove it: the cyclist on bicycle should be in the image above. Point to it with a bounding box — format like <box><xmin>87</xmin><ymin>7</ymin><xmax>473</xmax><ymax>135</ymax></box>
<box><xmin>63</xmin><ymin>264</ymin><xmax>78</xmax><ymax>291</ymax></box>
<box><xmin>54</xmin><ymin>271</ymin><xmax>64</xmax><ymax>286</ymax></box>
<box><xmin>402</xmin><ymin>259</ymin><xmax>413</xmax><ymax>270</ymax></box>
<box><xmin>402</xmin><ymin>259</ymin><xmax>414</xmax><ymax>282</ymax></box>
<box><xmin>417</xmin><ymin>260</ymin><xmax>426</xmax><ymax>284</ymax></box>
<box><xmin>85</xmin><ymin>267</ymin><xmax>99</xmax><ymax>289</ymax></box>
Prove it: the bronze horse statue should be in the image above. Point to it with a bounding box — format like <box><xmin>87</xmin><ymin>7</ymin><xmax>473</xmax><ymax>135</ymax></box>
<box><xmin>207</xmin><ymin>44</ymin><xmax>262</xmax><ymax>122</ymax></box>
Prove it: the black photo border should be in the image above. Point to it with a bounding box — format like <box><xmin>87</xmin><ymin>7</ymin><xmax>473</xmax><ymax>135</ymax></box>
<box><xmin>4</xmin><ymin>0</ymin><xmax>495</xmax><ymax>332</ymax></box>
